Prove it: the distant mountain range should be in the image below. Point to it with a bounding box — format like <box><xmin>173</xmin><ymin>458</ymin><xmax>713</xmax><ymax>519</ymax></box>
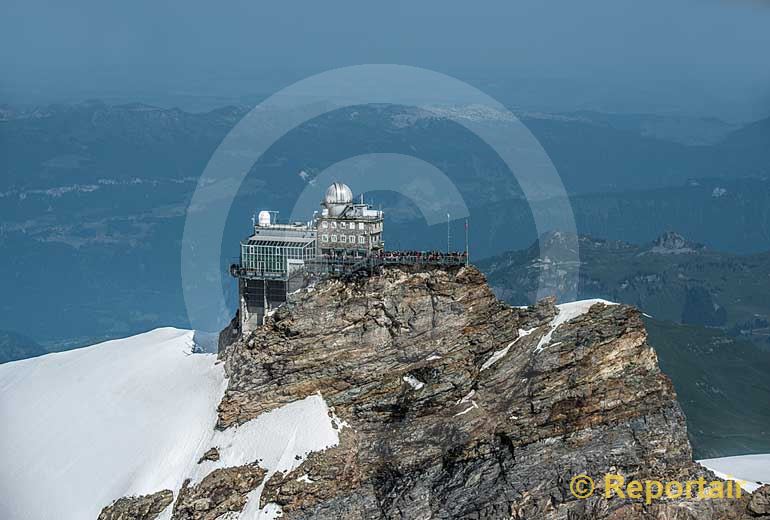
<box><xmin>1</xmin><ymin>101</ymin><xmax>768</xmax><ymax>195</ymax></box>
<box><xmin>478</xmin><ymin>231</ymin><xmax>770</xmax><ymax>457</ymax></box>
<box><xmin>1</xmin><ymin>101</ymin><xmax>768</xmax><ymax>350</ymax></box>
<box><xmin>645</xmin><ymin>318</ymin><xmax>770</xmax><ymax>458</ymax></box>
<box><xmin>553</xmin><ymin>110</ymin><xmax>740</xmax><ymax>146</ymax></box>
<box><xmin>478</xmin><ymin>231</ymin><xmax>770</xmax><ymax>343</ymax></box>
<box><xmin>0</xmin><ymin>330</ymin><xmax>47</xmax><ymax>364</ymax></box>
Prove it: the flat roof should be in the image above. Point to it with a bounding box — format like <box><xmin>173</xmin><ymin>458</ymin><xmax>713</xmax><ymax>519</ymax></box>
<box><xmin>244</xmin><ymin>236</ymin><xmax>316</xmax><ymax>247</ymax></box>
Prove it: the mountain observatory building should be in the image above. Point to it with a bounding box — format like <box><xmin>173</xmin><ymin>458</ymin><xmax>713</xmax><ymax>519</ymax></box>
<box><xmin>230</xmin><ymin>182</ymin><xmax>467</xmax><ymax>335</ymax></box>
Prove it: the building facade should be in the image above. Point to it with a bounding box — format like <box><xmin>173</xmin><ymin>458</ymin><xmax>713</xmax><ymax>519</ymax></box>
<box><xmin>315</xmin><ymin>182</ymin><xmax>384</xmax><ymax>257</ymax></box>
<box><xmin>232</xmin><ymin>182</ymin><xmax>383</xmax><ymax>334</ymax></box>
<box><xmin>232</xmin><ymin>212</ymin><xmax>317</xmax><ymax>334</ymax></box>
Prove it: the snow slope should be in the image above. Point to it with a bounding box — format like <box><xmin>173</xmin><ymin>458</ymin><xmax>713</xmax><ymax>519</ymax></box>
<box><xmin>0</xmin><ymin>328</ymin><xmax>342</xmax><ymax>520</ymax></box>
<box><xmin>698</xmin><ymin>454</ymin><xmax>770</xmax><ymax>492</ymax></box>
<box><xmin>0</xmin><ymin>328</ymin><xmax>225</xmax><ymax>519</ymax></box>
<box><xmin>480</xmin><ymin>327</ymin><xmax>535</xmax><ymax>371</ymax></box>
<box><xmin>535</xmin><ymin>299</ymin><xmax>617</xmax><ymax>353</ymax></box>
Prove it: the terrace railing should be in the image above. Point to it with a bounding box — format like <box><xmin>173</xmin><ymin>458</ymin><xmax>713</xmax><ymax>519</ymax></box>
<box><xmin>231</xmin><ymin>251</ymin><xmax>468</xmax><ymax>280</ymax></box>
<box><xmin>304</xmin><ymin>252</ymin><xmax>468</xmax><ymax>277</ymax></box>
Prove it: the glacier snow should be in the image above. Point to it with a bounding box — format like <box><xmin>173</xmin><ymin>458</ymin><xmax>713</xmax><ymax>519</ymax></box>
<box><xmin>0</xmin><ymin>328</ymin><xmax>341</xmax><ymax>520</ymax></box>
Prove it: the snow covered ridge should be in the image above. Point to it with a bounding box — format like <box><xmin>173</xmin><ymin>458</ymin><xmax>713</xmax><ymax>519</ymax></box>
<box><xmin>480</xmin><ymin>327</ymin><xmax>535</xmax><ymax>371</ymax></box>
<box><xmin>0</xmin><ymin>328</ymin><xmax>344</xmax><ymax>520</ymax></box>
<box><xmin>479</xmin><ymin>299</ymin><xmax>618</xmax><ymax>374</ymax></box>
<box><xmin>698</xmin><ymin>455</ymin><xmax>770</xmax><ymax>493</ymax></box>
<box><xmin>534</xmin><ymin>299</ymin><xmax>618</xmax><ymax>353</ymax></box>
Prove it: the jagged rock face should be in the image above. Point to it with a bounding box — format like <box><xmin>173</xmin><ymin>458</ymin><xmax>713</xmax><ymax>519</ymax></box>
<box><xmin>171</xmin><ymin>465</ymin><xmax>266</xmax><ymax>520</ymax></box>
<box><xmin>97</xmin><ymin>490</ymin><xmax>173</xmax><ymax>520</ymax></box>
<box><xmin>197</xmin><ymin>447</ymin><xmax>220</xmax><ymax>464</ymax></box>
<box><xmin>215</xmin><ymin>266</ymin><xmax>752</xmax><ymax>519</ymax></box>
<box><xmin>748</xmin><ymin>485</ymin><xmax>770</xmax><ymax>517</ymax></box>
<box><xmin>649</xmin><ymin>231</ymin><xmax>704</xmax><ymax>254</ymax></box>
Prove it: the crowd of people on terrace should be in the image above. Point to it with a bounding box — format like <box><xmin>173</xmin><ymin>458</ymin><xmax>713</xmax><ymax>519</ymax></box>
<box><xmin>319</xmin><ymin>249</ymin><xmax>467</xmax><ymax>264</ymax></box>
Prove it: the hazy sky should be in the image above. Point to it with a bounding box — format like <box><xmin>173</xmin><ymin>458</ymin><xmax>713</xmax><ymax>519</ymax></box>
<box><xmin>2</xmin><ymin>0</ymin><xmax>769</xmax><ymax>120</ymax></box>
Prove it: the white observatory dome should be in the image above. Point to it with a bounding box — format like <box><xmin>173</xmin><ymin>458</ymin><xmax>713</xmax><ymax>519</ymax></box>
<box><xmin>324</xmin><ymin>182</ymin><xmax>353</xmax><ymax>205</ymax></box>
<box><xmin>257</xmin><ymin>210</ymin><xmax>271</xmax><ymax>227</ymax></box>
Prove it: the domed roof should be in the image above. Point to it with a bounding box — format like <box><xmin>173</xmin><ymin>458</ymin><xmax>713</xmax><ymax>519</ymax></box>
<box><xmin>257</xmin><ymin>210</ymin><xmax>271</xmax><ymax>227</ymax></box>
<box><xmin>324</xmin><ymin>182</ymin><xmax>353</xmax><ymax>205</ymax></box>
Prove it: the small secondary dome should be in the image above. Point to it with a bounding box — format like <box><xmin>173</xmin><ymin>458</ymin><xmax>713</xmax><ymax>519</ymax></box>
<box><xmin>257</xmin><ymin>210</ymin><xmax>271</xmax><ymax>227</ymax></box>
<box><xmin>324</xmin><ymin>182</ymin><xmax>353</xmax><ymax>205</ymax></box>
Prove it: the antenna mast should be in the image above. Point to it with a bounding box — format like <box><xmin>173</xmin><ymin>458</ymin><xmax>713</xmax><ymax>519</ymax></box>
<box><xmin>447</xmin><ymin>213</ymin><xmax>451</xmax><ymax>254</ymax></box>
<box><xmin>465</xmin><ymin>219</ymin><xmax>469</xmax><ymax>266</ymax></box>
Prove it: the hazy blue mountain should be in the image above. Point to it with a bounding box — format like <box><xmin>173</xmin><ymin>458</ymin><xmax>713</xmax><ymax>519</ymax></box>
<box><xmin>0</xmin><ymin>330</ymin><xmax>47</xmax><ymax>364</ymax></box>
<box><xmin>646</xmin><ymin>318</ymin><xmax>770</xmax><ymax>459</ymax></box>
<box><xmin>1</xmin><ymin>101</ymin><xmax>769</xmax><ymax>350</ymax></box>
<box><xmin>717</xmin><ymin>115</ymin><xmax>770</xmax><ymax>177</ymax></box>
<box><xmin>1</xmin><ymin>101</ymin><xmax>766</xmax><ymax>196</ymax></box>
<box><xmin>478</xmin><ymin>231</ymin><xmax>770</xmax><ymax>344</ymax></box>
<box><xmin>562</xmin><ymin>111</ymin><xmax>739</xmax><ymax>146</ymax></box>
<box><xmin>0</xmin><ymin>101</ymin><xmax>244</xmax><ymax>190</ymax></box>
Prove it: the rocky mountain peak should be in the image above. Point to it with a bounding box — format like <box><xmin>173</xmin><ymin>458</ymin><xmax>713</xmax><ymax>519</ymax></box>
<box><xmin>207</xmin><ymin>265</ymin><xmax>759</xmax><ymax>519</ymax></box>
<box><xmin>649</xmin><ymin>231</ymin><xmax>705</xmax><ymax>254</ymax></box>
<box><xmin>87</xmin><ymin>265</ymin><xmax>764</xmax><ymax>519</ymax></box>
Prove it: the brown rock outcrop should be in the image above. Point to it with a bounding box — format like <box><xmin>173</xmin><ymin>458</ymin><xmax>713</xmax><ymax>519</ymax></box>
<box><xmin>100</xmin><ymin>265</ymin><xmax>764</xmax><ymax>519</ymax></box>
<box><xmin>197</xmin><ymin>447</ymin><xmax>220</xmax><ymax>464</ymax></box>
<box><xmin>170</xmin><ymin>464</ymin><xmax>266</xmax><ymax>520</ymax></box>
<box><xmin>97</xmin><ymin>490</ymin><xmax>174</xmax><ymax>520</ymax></box>
<box><xmin>748</xmin><ymin>485</ymin><xmax>770</xmax><ymax>517</ymax></box>
<box><xmin>214</xmin><ymin>266</ymin><xmax>758</xmax><ymax>519</ymax></box>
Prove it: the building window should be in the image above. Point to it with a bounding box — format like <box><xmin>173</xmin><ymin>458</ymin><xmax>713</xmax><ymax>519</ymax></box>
<box><xmin>331</xmin><ymin>235</ymin><xmax>337</xmax><ymax>242</ymax></box>
<box><xmin>358</xmin><ymin>222</ymin><xmax>364</xmax><ymax>230</ymax></box>
<box><xmin>358</xmin><ymin>235</ymin><xmax>365</xmax><ymax>244</ymax></box>
<box><xmin>322</xmin><ymin>234</ymin><xmax>328</xmax><ymax>242</ymax></box>
<box><xmin>340</xmin><ymin>235</ymin><xmax>347</xmax><ymax>242</ymax></box>
<box><xmin>331</xmin><ymin>221</ymin><xmax>337</xmax><ymax>229</ymax></box>
<box><xmin>322</xmin><ymin>221</ymin><xmax>328</xmax><ymax>229</ymax></box>
<box><xmin>340</xmin><ymin>221</ymin><xmax>346</xmax><ymax>229</ymax></box>
<box><xmin>349</xmin><ymin>235</ymin><xmax>355</xmax><ymax>243</ymax></box>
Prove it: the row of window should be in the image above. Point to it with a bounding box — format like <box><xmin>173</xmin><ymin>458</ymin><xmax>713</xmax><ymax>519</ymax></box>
<box><xmin>320</xmin><ymin>220</ymin><xmax>381</xmax><ymax>231</ymax></box>
<box><xmin>322</xmin><ymin>234</ymin><xmax>380</xmax><ymax>244</ymax></box>
<box><xmin>240</xmin><ymin>244</ymin><xmax>314</xmax><ymax>272</ymax></box>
